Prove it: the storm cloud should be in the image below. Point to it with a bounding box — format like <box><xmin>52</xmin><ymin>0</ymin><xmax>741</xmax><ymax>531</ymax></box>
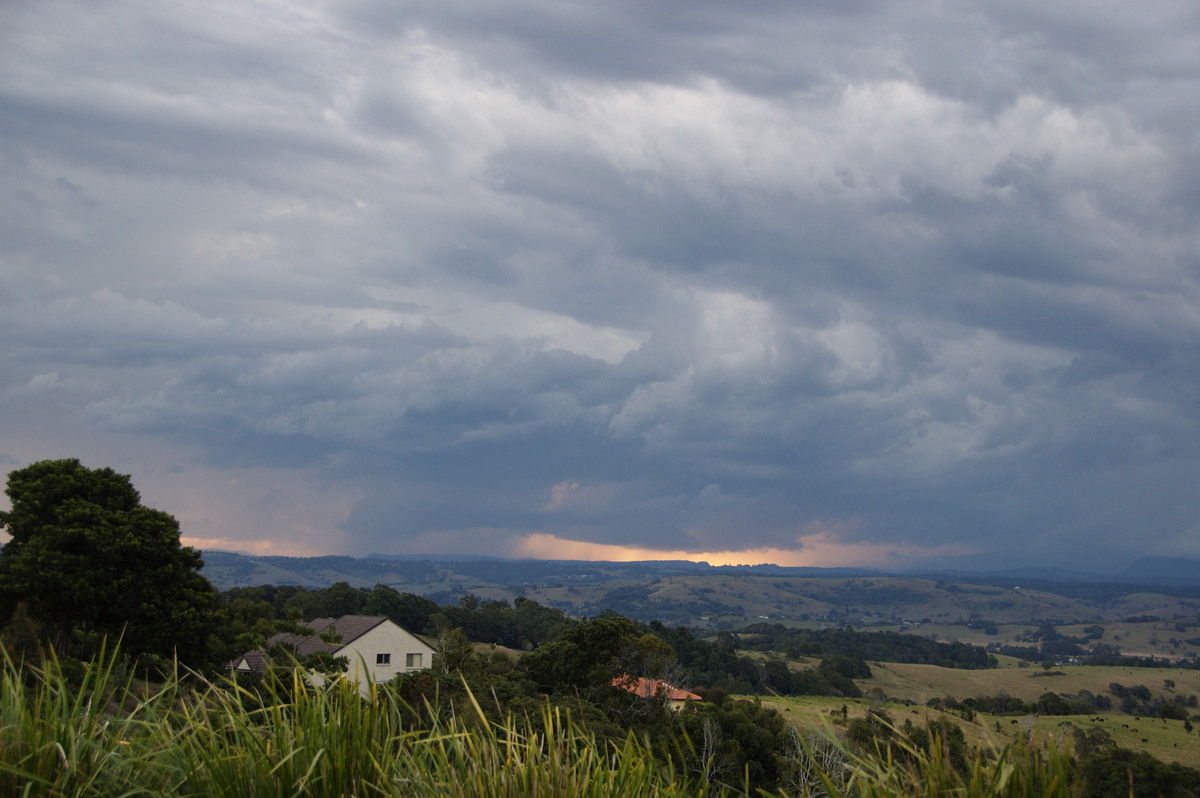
<box><xmin>3</xmin><ymin>0</ymin><xmax>1199</xmax><ymax>571</ymax></box>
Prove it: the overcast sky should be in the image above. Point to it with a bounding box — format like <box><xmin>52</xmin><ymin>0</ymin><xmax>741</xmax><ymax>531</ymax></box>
<box><xmin>3</xmin><ymin>1</ymin><xmax>1199</xmax><ymax>572</ymax></box>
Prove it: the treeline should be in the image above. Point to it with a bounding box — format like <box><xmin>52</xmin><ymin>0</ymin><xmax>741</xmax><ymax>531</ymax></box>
<box><xmin>990</xmin><ymin>640</ymin><xmax>1200</xmax><ymax>669</ymax></box>
<box><xmin>738</xmin><ymin>623</ymin><xmax>996</xmax><ymax>669</ymax></box>
<box><xmin>221</xmin><ymin>584</ymin><xmax>573</xmax><ymax>655</ymax></box>
<box><xmin>987</xmin><ymin>620</ymin><xmax>1200</xmax><ymax>669</ymax></box>
<box><xmin>219</xmin><ymin>585</ymin><xmax>866</xmax><ymax>700</ymax></box>
<box><xmin>927</xmin><ymin>681</ymin><xmax>1198</xmax><ymax>721</ymax></box>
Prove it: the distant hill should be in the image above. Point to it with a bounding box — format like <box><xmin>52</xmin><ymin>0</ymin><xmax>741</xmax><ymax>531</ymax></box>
<box><xmin>1118</xmin><ymin>557</ymin><xmax>1200</xmax><ymax>585</ymax></box>
<box><xmin>199</xmin><ymin>550</ymin><xmax>1200</xmax><ymax>628</ymax></box>
<box><xmin>910</xmin><ymin>566</ymin><xmax>1110</xmax><ymax>584</ymax></box>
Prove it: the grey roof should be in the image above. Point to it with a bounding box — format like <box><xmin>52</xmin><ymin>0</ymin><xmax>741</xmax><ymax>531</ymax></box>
<box><xmin>266</xmin><ymin>615</ymin><xmax>389</xmax><ymax>657</ymax></box>
<box><xmin>230</xmin><ymin>649</ymin><xmax>271</xmax><ymax>671</ymax></box>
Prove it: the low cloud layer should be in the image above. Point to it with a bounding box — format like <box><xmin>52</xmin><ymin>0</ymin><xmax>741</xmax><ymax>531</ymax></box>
<box><xmin>3</xmin><ymin>0</ymin><xmax>1199</xmax><ymax>571</ymax></box>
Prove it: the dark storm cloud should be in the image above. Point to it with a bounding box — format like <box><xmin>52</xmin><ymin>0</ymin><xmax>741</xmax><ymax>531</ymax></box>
<box><xmin>3</xmin><ymin>0</ymin><xmax>1199</xmax><ymax>569</ymax></box>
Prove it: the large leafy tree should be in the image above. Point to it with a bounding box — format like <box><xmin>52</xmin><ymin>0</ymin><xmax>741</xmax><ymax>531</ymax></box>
<box><xmin>0</xmin><ymin>459</ymin><xmax>219</xmax><ymax>664</ymax></box>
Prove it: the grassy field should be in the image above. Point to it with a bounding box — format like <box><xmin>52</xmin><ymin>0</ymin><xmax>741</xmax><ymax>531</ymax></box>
<box><xmin>760</xmin><ymin>691</ymin><xmax>1200</xmax><ymax>769</ymax></box>
<box><xmin>912</xmin><ymin>616</ymin><xmax>1200</xmax><ymax>662</ymax></box>
<box><xmin>866</xmin><ymin>660</ymin><xmax>1200</xmax><ymax>705</ymax></box>
<box><xmin>753</xmin><ymin>658</ymin><xmax>1200</xmax><ymax>771</ymax></box>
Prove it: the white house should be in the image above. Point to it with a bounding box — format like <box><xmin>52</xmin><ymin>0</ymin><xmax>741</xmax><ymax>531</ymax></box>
<box><xmin>233</xmin><ymin>614</ymin><xmax>435</xmax><ymax>696</ymax></box>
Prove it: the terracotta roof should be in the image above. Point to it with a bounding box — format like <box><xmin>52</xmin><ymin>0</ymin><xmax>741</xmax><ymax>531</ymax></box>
<box><xmin>267</xmin><ymin>615</ymin><xmax>389</xmax><ymax>657</ymax></box>
<box><xmin>611</xmin><ymin>675</ymin><xmax>701</xmax><ymax>701</ymax></box>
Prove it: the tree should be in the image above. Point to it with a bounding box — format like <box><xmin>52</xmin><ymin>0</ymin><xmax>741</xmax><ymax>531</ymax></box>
<box><xmin>0</xmin><ymin>459</ymin><xmax>219</xmax><ymax>665</ymax></box>
<box><xmin>1081</xmin><ymin>748</ymin><xmax>1200</xmax><ymax>798</ymax></box>
<box><xmin>520</xmin><ymin>614</ymin><xmax>641</xmax><ymax>692</ymax></box>
<box><xmin>433</xmin><ymin>626</ymin><xmax>474</xmax><ymax>675</ymax></box>
<box><xmin>1</xmin><ymin>602</ymin><xmax>42</xmax><ymax>666</ymax></box>
<box><xmin>1072</xmin><ymin>725</ymin><xmax>1115</xmax><ymax>760</ymax></box>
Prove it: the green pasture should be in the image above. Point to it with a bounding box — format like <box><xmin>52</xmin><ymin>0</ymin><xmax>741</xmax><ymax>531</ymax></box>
<box><xmin>759</xmin><ymin>691</ymin><xmax>1200</xmax><ymax>770</ymax></box>
<box><xmin>866</xmin><ymin>660</ymin><xmax>1200</xmax><ymax>705</ymax></box>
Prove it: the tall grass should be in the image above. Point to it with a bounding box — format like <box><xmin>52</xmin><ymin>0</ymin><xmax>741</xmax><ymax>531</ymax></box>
<box><xmin>0</xmin><ymin>642</ymin><xmax>181</xmax><ymax>795</ymax></box>
<box><xmin>1</xmin><ymin>645</ymin><xmax>1096</xmax><ymax>796</ymax></box>
<box><xmin>832</xmin><ymin>734</ymin><xmax>1083</xmax><ymax>797</ymax></box>
<box><xmin>0</xmin><ymin>647</ymin><xmax>701</xmax><ymax>797</ymax></box>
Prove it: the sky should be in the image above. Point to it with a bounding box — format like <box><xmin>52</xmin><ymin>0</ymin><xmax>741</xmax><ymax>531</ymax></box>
<box><xmin>2</xmin><ymin>1</ymin><xmax>1199</xmax><ymax>573</ymax></box>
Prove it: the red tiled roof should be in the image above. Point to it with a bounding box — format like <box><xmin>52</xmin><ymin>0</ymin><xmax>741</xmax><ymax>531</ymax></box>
<box><xmin>611</xmin><ymin>675</ymin><xmax>701</xmax><ymax>701</ymax></box>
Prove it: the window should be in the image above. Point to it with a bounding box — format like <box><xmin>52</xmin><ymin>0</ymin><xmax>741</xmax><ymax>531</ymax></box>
<box><xmin>376</xmin><ymin>653</ymin><xmax>390</xmax><ymax>665</ymax></box>
<box><xmin>405</xmin><ymin>653</ymin><xmax>422</xmax><ymax>668</ymax></box>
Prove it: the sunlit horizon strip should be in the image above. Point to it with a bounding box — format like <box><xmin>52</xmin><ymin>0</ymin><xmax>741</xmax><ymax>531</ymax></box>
<box><xmin>185</xmin><ymin>530</ymin><xmax>980</xmax><ymax>570</ymax></box>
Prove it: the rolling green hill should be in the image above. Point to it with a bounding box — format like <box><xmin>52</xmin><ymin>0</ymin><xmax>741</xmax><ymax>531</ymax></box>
<box><xmin>202</xmin><ymin>551</ymin><xmax>1200</xmax><ymax>633</ymax></box>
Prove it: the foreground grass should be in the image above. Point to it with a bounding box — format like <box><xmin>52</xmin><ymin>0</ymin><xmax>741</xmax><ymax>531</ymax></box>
<box><xmin>0</xmin><ymin>649</ymin><xmax>700</xmax><ymax>797</ymax></box>
<box><xmin>1</xmin><ymin>647</ymin><xmax>1099</xmax><ymax>797</ymax></box>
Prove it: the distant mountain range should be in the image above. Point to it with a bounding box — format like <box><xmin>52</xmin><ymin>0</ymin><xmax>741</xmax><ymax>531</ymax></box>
<box><xmin>198</xmin><ymin>549</ymin><xmax>1200</xmax><ymax>630</ymax></box>
<box><xmin>201</xmin><ymin>549</ymin><xmax>1200</xmax><ymax>590</ymax></box>
<box><xmin>1116</xmin><ymin>556</ymin><xmax>1200</xmax><ymax>585</ymax></box>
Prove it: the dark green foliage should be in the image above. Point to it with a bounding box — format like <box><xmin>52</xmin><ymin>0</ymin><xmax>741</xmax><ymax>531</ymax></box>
<box><xmin>939</xmin><ymin>692</ymin><xmax>1031</xmax><ymax>715</ymax></box>
<box><xmin>1081</xmin><ymin>748</ymin><xmax>1200</xmax><ymax>798</ymax></box>
<box><xmin>0</xmin><ymin>459</ymin><xmax>219</xmax><ymax>665</ymax></box>
<box><xmin>649</xmin><ymin>621</ymin><xmax>761</xmax><ymax>689</ymax></box>
<box><xmin>1106</xmin><ymin>681</ymin><xmax>1184</xmax><ymax>716</ymax></box>
<box><xmin>821</xmin><ymin>653</ymin><xmax>873</xmax><ymax>679</ymax></box>
<box><xmin>946</xmin><ymin>688</ymin><xmax>1119</xmax><ymax>717</ymax></box>
<box><xmin>220</xmin><ymin>583</ymin><xmax>568</xmax><ymax>653</ymax></box>
<box><xmin>907</xmin><ymin>718</ymin><xmax>969</xmax><ymax>774</ymax></box>
<box><xmin>1072</xmin><ymin>726</ymin><xmax>1116</xmax><ymax>760</ymax></box>
<box><xmin>1109</xmin><ymin>682</ymin><xmax>1153</xmax><ymax>701</ymax></box>
<box><xmin>364</xmin><ymin>584</ymin><xmax>439</xmax><ymax>632</ymax></box>
<box><xmin>431</xmin><ymin>594</ymin><xmax>572</xmax><ymax>648</ymax></box>
<box><xmin>740</xmin><ymin>623</ymin><xmax>993</xmax><ymax>668</ymax></box>
<box><xmin>1</xmin><ymin>602</ymin><xmax>42</xmax><ymax>666</ymax></box>
<box><xmin>759</xmin><ymin>657</ymin><xmax>865</xmax><ymax>697</ymax></box>
<box><xmin>966</xmin><ymin>619</ymin><xmax>1000</xmax><ymax>634</ymax></box>
<box><xmin>676</xmin><ymin>698</ymin><xmax>789</xmax><ymax>791</ymax></box>
<box><xmin>520</xmin><ymin>613</ymin><xmax>642</xmax><ymax>692</ymax></box>
<box><xmin>1034</xmin><ymin>691</ymin><xmax>1072</xmax><ymax>715</ymax></box>
<box><xmin>1040</xmin><ymin>638</ymin><xmax>1086</xmax><ymax>658</ymax></box>
<box><xmin>845</xmin><ymin>709</ymin><xmax>896</xmax><ymax>753</ymax></box>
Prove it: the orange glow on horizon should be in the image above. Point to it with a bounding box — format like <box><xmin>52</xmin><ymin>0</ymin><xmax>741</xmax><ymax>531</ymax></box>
<box><xmin>182</xmin><ymin>536</ymin><xmax>327</xmax><ymax>557</ymax></box>
<box><xmin>513</xmin><ymin>531</ymin><xmax>979</xmax><ymax>569</ymax></box>
<box><xmin>182</xmin><ymin>529</ymin><xmax>979</xmax><ymax>569</ymax></box>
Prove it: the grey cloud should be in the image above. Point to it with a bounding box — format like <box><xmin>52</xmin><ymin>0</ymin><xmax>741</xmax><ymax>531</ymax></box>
<box><xmin>3</xmin><ymin>0</ymin><xmax>1199</xmax><ymax>570</ymax></box>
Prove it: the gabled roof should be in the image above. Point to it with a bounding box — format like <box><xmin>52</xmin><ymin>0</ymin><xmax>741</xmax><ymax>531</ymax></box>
<box><xmin>611</xmin><ymin>675</ymin><xmax>701</xmax><ymax>702</ymax></box>
<box><xmin>267</xmin><ymin>615</ymin><xmax>390</xmax><ymax>657</ymax></box>
<box><xmin>231</xmin><ymin>649</ymin><xmax>271</xmax><ymax>671</ymax></box>
<box><xmin>232</xmin><ymin>615</ymin><xmax>435</xmax><ymax>674</ymax></box>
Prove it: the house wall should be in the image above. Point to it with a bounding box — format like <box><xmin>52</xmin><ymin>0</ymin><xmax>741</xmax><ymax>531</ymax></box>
<box><xmin>339</xmin><ymin>621</ymin><xmax>436</xmax><ymax>689</ymax></box>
